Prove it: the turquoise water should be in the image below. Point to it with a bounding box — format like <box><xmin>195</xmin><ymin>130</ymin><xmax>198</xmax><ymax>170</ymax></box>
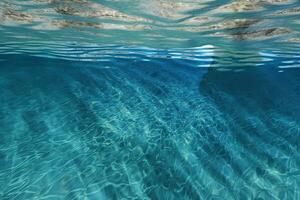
<box><xmin>1</xmin><ymin>1</ymin><xmax>300</xmax><ymax>200</ymax></box>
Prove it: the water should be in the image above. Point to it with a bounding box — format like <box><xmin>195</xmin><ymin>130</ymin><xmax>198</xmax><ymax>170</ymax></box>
<box><xmin>0</xmin><ymin>1</ymin><xmax>300</xmax><ymax>200</ymax></box>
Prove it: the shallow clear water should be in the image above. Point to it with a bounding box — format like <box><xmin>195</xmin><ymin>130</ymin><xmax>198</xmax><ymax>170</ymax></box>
<box><xmin>0</xmin><ymin>1</ymin><xmax>300</xmax><ymax>200</ymax></box>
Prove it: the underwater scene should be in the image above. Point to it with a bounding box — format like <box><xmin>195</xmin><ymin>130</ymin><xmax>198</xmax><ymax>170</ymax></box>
<box><xmin>0</xmin><ymin>1</ymin><xmax>300</xmax><ymax>200</ymax></box>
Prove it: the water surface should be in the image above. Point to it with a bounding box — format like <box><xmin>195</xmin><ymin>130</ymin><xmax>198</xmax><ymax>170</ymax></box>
<box><xmin>0</xmin><ymin>1</ymin><xmax>300</xmax><ymax>200</ymax></box>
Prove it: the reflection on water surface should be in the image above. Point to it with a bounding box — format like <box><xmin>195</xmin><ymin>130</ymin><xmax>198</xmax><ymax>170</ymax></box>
<box><xmin>0</xmin><ymin>1</ymin><xmax>300</xmax><ymax>200</ymax></box>
<box><xmin>0</xmin><ymin>0</ymin><xmax>300</xmax><ymax>47</ymax></box>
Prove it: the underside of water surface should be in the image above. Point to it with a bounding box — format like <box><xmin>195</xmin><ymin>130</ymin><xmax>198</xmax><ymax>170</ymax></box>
<box><xmin>0</xmin><ymin>1</ymin><xmax>300</xmax><ymax>200</ymax></box>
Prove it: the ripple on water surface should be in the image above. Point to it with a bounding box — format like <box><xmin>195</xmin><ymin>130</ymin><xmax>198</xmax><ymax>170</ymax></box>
<box><xmin>0</xmin><ymin>0</ymin><xmax>300</xmax><ymax>199</ymax></box>
<box><xmin>0</xmin><ymin>0</ymin><xmax>300</xmax><ymax>47</ymax></box>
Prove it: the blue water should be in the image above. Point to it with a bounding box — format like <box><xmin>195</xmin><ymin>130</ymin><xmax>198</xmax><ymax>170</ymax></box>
<box><xmin>0</xmin><ymin>44</ymin><xmax>299</xmax><ymax>199</ymax></box>
<box><xmin>1</xmin><ymin>0</ymin><xmax>300</xmax><ymax>199</ymax></box>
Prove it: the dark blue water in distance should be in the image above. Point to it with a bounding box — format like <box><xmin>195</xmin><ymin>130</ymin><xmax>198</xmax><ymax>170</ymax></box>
<box><xmin>1</xmin><ymin>0</ymin><xmax>300</xmax><ymax>199</ymax></box>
